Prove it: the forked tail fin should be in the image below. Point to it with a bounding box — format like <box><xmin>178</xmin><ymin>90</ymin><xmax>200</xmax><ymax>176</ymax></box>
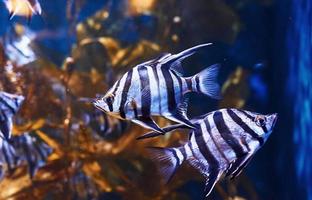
<box><xmin>191</xmin><ymin>64</ymin><xmax>221</xmax><ymax>99</ymax></box>
<box><xmin>147</xmin><ymin>147</ymin><xmax>185</xmax><ymax>184</ymax></box>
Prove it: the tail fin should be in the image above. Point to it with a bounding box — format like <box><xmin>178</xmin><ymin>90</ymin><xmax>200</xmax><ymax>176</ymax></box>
<box><xmin>191</xmin><ymin>64</ymin><xmax>221</xmax><ymax>99</ymax></box>
<box><xmin>147</xmin><ymin>147</ymin><xmax>184</xmax><ymax>184</ymax></box>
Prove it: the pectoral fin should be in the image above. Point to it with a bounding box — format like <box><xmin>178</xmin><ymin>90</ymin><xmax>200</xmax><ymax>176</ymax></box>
<box><xmin>132</xmin><ymin>117</ymin><xmax>164</xmax><ymax>133</ymax></box>
<box><xmin>165</xmin><ymin>97</ymin><xmax>197</xmax><ymax>129</ymax></box>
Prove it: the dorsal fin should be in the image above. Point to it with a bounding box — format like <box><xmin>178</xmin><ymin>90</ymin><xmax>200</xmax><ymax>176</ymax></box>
<box><xmin>160</xmin><ymin>43</ymin><xmax>213</xmax><ymax>71</ymax></box>
<box><xmin>138</xmin><ymin>53</ymin><xmax>171</xmax><ymax>67</ymax></box>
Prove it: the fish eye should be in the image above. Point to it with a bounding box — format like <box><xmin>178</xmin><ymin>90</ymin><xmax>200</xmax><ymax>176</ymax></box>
<box><xmin>255</xmin><ymin>116</ymin><xmax>266</xmax><ymax>127</ymax></box>
<box><xmin>105</xmin><ymin>94</ymin><xmax>114</xmax><ymax>104</ymax></box>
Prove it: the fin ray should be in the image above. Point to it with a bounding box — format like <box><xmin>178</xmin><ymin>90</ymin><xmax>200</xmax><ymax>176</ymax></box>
<box><xmin>136</xmin><ymin>123</ymin><xmax>189</xmax><ymax>140</ymax></box>
<box><xmin>204</xmin><ymin>169</ymin><xmax>223</xmax><ymax>197</ymax></box>
<box><xmin>132</xmin><ymin>117</ymin><xmax>164</xmax><ymax>133</ymax></box>
<box><xmin>147</xmin><ymin>147</ymin><xmax>184</xmax><ymax>184</ymax></box>
<box><xmin>192</xmin><ymin>64</ymin><xmax>221</xmax><ymax>99</ymax></box>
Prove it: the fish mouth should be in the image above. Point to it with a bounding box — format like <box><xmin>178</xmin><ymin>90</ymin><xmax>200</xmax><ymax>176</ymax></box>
<box><xmin>92</xmin><ymin>99</ymin><xmax>107</xmax><ymax>113</ymax></box>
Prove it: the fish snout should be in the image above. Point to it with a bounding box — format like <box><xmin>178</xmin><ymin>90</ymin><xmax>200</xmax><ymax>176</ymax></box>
<box><xmin>271</xmin><ymin>113</ymin><xmax>278</xmax><ymax>127</ymax></box>
<box><xmin>93</xmin><ymin>99</ymin><xmax>106</xmax><ymax>112</ymax></box>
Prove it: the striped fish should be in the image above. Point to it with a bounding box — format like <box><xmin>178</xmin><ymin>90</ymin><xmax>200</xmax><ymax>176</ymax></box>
<box><xmin>146</xmin><ymin>108</ymin><xmax>278</xmax><ymax>197</ymax></box>
<box><xmin>4</xmin><ymin>0</ymin><xmax>42</xmax><ymax>20</ymax></box>
<box><xmin>94</xmin><ymin>43</ymin><xmax>221</xmax><ymax>134</ymax></box>
<box><xmin>0</xmin><ymin>137</ymin><xmax>18</xmax><ymax>179</ymax></box>
<box><xmin>12</xmin><ymin>133</ymin><xmax>52</xmax><ymax>178</ymax></box>
<box><xmin>78</xmin><ymin>97</ymin><xmax>130</xmax><ymax>139</ymax></box>
<box><xmin>0</xmin><ymin>133</ymin><xmax>52</xmax><ymax>179</ymax></box>
<box><xmin>0</xmin><ymin>92</ymin><xmax>24</xmax><ymax>140</ymax></box>
<box><xmin>90</xmin><ymin>109</ymin><xmax>129</xmax><ymax>139</ymax></box>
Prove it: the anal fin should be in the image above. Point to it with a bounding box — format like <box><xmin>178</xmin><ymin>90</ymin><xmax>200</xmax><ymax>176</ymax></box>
<box><xmin>226</xmin><ymin>153</ymin><xmax>253</xmax><ymax>179</ymax></box>
<box><xmin>204</xmin><ymin>169</ymin><xmax>223</xmax><ymax>198</ymax></box>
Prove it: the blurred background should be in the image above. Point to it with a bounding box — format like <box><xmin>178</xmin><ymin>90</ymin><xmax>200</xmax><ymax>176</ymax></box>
<box><xmin>0</xmin><ymin>0</ymin><xmax>311</xmax><ymax>199</ymax></box>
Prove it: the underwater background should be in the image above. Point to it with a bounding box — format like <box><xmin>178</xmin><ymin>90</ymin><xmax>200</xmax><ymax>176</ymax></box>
<box><xmin>0</xmin><ymin>0</ymin><xmax>311</xmax><ymax>199</ymax></box>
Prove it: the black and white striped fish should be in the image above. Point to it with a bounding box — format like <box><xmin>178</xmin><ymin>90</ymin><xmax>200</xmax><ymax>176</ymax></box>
<box><xmin>0</xmin><ymin>133</ymin><xmax>52</xmax><ymax>179</ymax></box>
<box><xmin>0</xmin><ymin>92</ymin><xmax>24</xmax><ymax>140</ymax></box>
<box><xmin>146</xmin><ymin>108</ymin><xmax>278</xmax><ymax>197</ymax></box>
<box><xmin>3</xmin><ymin>0</ymin><xmax>42</xmax><ymax>20</ymax></box>
<box><xmin>89</xmin><ymin>109</ymin><xmax>129</xmax><ymax>139</ymax></box>
<box><xmin>94</xmin><ymin>43</ymin><xmax>221</xmax><ymax>134</ymax></box>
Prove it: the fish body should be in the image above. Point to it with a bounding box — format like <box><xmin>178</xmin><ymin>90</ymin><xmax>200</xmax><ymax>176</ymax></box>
<box><xmin>3</xmin><ymin>0</ymin><xmax>42</xmax><ymax>20</ymax></box>
<box><xmin>148</xmin><ymin>108</ymin><xmax>278</xmax><ymax>197</ymax></box>
<box><xmin>0</xmin><ymin>92</ymin><xmax>24</xmax><ymax>140</ymax></box>
<box><xmin>94</xmin><ymin>43</ymin><xmax>221</xmax><ymax>133</ymax></box>
<box><xmin>0</xmin><ymin>133</ymin><xmax>52</xmax><ymax>179</ymax></box>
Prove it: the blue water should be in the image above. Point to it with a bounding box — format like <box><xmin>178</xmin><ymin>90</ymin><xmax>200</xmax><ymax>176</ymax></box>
<box><xmin>288</xmin><ymin>0</ymin><xmax>312</xmax><ymax>199</ymax></box>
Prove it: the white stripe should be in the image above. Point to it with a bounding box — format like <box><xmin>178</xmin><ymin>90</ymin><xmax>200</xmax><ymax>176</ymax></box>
<box><xmin>156</xmin><ymin>65</ymin><xmax>168</xmax><ymax>114</ymax></box>
<box><xmin>200</xmin><ymin>120</ymin><xmax>227</xmax><ymax>166</ymax></box>
<box><xmin>221</xmin><ymin>109</ymin><xmax>249</xmax><ymax>153</ymax></box>
<box><xmin>181</xmin><ymin>78</ymin><xmax>188</xmax><ymax>94</ymax></box>
<box><xmin>125</xmin><ymin>67</ymin><xmax>141</xmax><ymax>118</ymax></box>
<box><xmin>113</xmin><ymin>73</ymin><xmax>128</xmax><ymax>112</ymax></box>
<box><xmin>184</xmin><ymin>143</ymin><xmax>193</xmax><ymax>158</ymax></box>
<box><xmin>191</xmin><ymin>76</ymin><xmax>197</xmax><ymax>91</ymax></box>
<box><xmin>146</xmin><ymin>66</ymin><xmax>159</xmax><ymax>114</ymax></box>
<box><xmin>207</xmin><ymin>112</ymin><xmax>236</xmax><ymax>161</ymax></box>
<box><xmin>190</xmin><ymin>131</ymin><xmax>210</xmax><ymax>167</ymax></box>
<box><xmin>174</xmin><ymin>148</ymin><xmax>184</xmax><ymax>165</ymax></box>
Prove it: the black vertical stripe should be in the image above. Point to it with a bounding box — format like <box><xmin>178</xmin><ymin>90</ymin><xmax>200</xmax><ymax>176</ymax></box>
<box><xmin>186</xmin><ymin>78</ymin><xmax>192</xmax><ymax>91</ymax></box>
<box><xmin>138</xmin><ymin>66</ymin><xmax>151</xmax><ymax>117</ymax></box>
<box><xmin>169</xmin><ymin>149</ymin><xmax>180</xmax><ymax>165</ymax></box>
<box><xmin>161</xmin><ymin>67</ymin><xmax>176</xmax><ymax>111</ymax></box>
<box><xmin>195</xmin><ymin>75</ymin><xmax>200</xmax><ymax>92</ymax></box>
<box><xmin>119</xmin><ymin>70</ymin><xmax>133</xmax><ymax>119</ymax></box>
<box><xmin>152</xmin><ymin>66</ymin><xmax>161</xmax><ymax>113</ymax></box>
<box><xmin>189</xmin><ymin>135</ymin><xmax>200</xmax><ymax>161</ymax></box>
<box><xmin>171</xmin><ymin>71</ymin><xmax>183</xmax><ymax>101</ymax></box>
<box><xmin>213</xmin><ymin>111</ymin><xmax>246</xmax><ymax>157</ymax></box>
<box><xmin>261</xmin><ymin>125</ymin><xmax>268</xmax><ymax>134</ymax></box>
<box><xmin>100</xmin><ymin>113</ymin><xmax>109</xmax><ymax>134</ymax></box>
<box><xmin>133</xmin><ymin>102</ymin><xmax>138</xmax><ymax>119</ymax></box>
<box><xmin>227</xmin><ymin>109</ymin><xmax>264</xmax><ymax>145</ymax></box>
<box><xmin>194</xmin><ymin>126</ymin><xmax>219</xmax><ymax>168</ymax></box>
<box><xmin>0</xmin><ymin>98</ymin><xmax>16</xmax><ymax>114</ymax></box>
<box><xmin>2</xmin><ymin>145</ymin><xmax>12</xmax><ymax>170</ymax></box>
<box><xmin>179</xmin><ymin>147</ymin><xmax>187</xmax><ymax>159</ymax></box>
<box><xmin>105</xmin><ymin>97</ymin><xmax>113</xmax><ymax>112</ymax></box>
<box><xmin>204</xmin><ymin>118</ymin><xmax>229</xmax><ymax>164</ymax></box>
